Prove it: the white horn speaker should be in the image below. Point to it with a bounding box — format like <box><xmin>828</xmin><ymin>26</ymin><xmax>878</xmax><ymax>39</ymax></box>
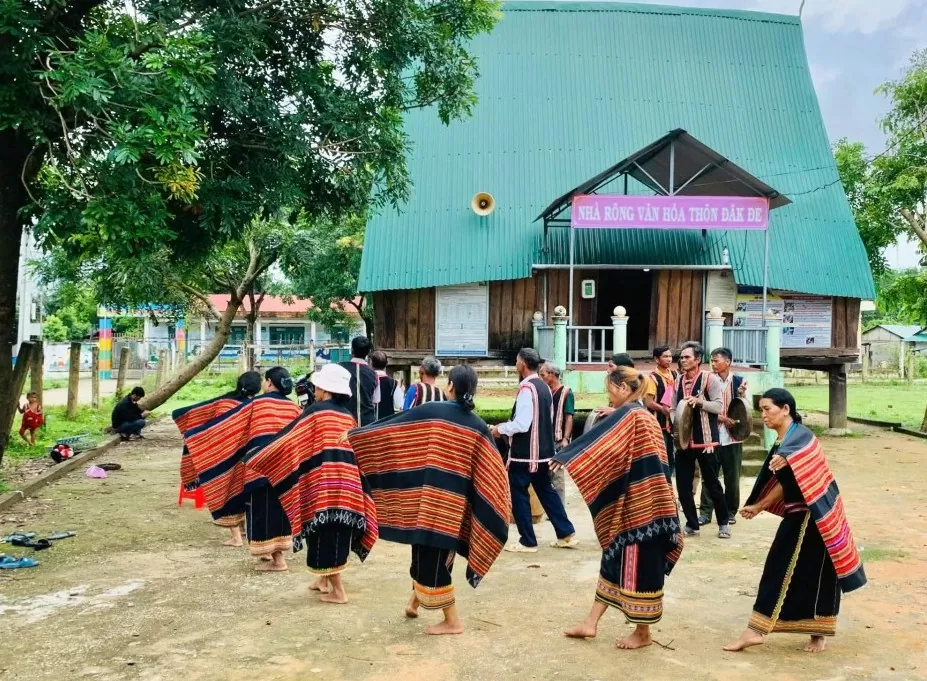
<box><xmin>471</xmin><ymin>192</ymin><xmax>495</xmax><ymax>217</ymax></box>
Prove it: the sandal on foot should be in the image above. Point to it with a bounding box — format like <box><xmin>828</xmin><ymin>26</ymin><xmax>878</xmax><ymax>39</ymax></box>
<box><xmin>504</xmin><ymin>542</ymin><xmax>538</xmax><ymax>554</ymax></box>
<box><xmin>550</xmin><ymin>536</ymin><xmax>580</xmax><ymax>549</ymax></box>
<box><xmin>718</xmin><ymin>527</ymin><xmax>732</xmax><ymax>539</ymax></box>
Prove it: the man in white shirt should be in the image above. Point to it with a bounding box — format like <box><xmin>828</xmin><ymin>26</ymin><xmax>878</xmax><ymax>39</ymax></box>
<box><xmin>699</xmin><ymin>347</ymin><xmax>750</xmax><ymax>527</ymax></box>
<box><xmin>491</xmin><ymin>348</ymin><xmax>577</xmax><ymax>553</ymax></box>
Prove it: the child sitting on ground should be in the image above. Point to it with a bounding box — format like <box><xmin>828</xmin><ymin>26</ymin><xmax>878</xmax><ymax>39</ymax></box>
<box><xmin>18</xmin><ymin>392</ymin><xmax>44</xmax><ymax>446</ymax></box>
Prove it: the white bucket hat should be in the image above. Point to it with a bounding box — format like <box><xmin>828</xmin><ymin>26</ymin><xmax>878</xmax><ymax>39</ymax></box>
<box><xmin>312</xmin><ymin>363</ymin><xmax>353</xmax><ymax>397</ymax></box>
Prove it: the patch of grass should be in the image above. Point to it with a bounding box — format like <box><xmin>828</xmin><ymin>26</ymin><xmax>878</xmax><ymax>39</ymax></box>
<box><xmin>43</xmin><ymin>378</ymin><xmax>68</xmax><ymax>390</ymax></box>
<box><xmin>858</xmin><ymin>547</ymin><xmax>906</xmax><ymax>562</ymax></box>
<box><xmin>789</xmin><ymin>384</ymin><xmax>927</xmax><ymax>427</ymax></box>
<box><xmin>5</xmin><ymin>402</ymin><xmax>113</xmax><ymax>461</ymax></box>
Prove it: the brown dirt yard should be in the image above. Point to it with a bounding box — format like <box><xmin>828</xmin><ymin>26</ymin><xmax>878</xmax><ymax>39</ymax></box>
<box><xmin>1</xmin><ymin>420</ymin><xmax>926</xmax><ymax>681</ymax></box>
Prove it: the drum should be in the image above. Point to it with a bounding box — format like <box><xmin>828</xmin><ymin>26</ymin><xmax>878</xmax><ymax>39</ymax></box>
<box><xmin>727</xmin><ymin>396</ymin><xmax>754</xmax><ymax>442</ymax></box>
<box><xmin>674</xmin><ymin>400</ymin><xmax>694</xmax><ymax>450</ymax></box>
<box><xmin>582</xmin><ymin>410</ymin><xmax>603</xmax><ymax>434</ymax></box>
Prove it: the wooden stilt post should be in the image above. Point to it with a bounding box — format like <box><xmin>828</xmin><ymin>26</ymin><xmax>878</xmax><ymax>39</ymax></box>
<box><xmin>67</xmin><ymin>342</ymin><xmax>81</xmax><ymax>419</ymax></box>
<box><xmin>91</xmin><ymin>347</ymin><xmax>100</xmax><ymax>409</ymax></box>
<box><xmin>828</xmin><ymin>364</ymin><xmax>848</xmax><ymax>430</ymax></box>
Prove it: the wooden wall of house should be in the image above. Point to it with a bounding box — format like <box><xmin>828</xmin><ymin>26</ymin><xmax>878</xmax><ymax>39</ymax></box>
<box><xmin>488</xmin><ymin>278</ymin><xmax>538</xmax><ymax>354</ymax></box>
<box><xmin>372</xmin><ymin>288</ymin><xmax>436</xmax><ymax>351</ymax></box>
<box><xmin>542</xmin><ymin>269</ymin><xmax>598</xmax><ymax>326</ymax></box>
<box><xmin>649</xmin><ymin>270</ymin><xmax>704</xmax><ymax>348</ymax></box>
<box><xmin>830</xmin><ymin>297</ymin><xmax>860</xmax><ymax>351</ymax></box>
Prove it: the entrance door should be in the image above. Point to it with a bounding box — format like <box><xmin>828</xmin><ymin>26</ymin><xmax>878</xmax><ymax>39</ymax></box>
<box><xmin>595</xmin><ymin>270</ymin><xmax>654</xmax><ymax>352</ymax></box>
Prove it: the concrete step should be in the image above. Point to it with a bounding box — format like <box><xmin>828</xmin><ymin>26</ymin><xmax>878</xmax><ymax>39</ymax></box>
<box><xmin>742</xmin><ymin>462</ymin><xmax>764</xmax><ymax>477</ymax></box>
<box><xmin>743</xmin><ymin>445</ymin><xmax>767</xmax><ymax>462</ymax></box>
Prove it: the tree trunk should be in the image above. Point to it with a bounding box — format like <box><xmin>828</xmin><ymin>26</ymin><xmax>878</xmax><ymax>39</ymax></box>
<box><xmin>115</xmin><ymin>346</ymin><xmax>130</xmax><ymax>399</ymax></box>
<box><xmin>30</xmin><ymin>340</ymin><xmax>44</xmax><ymax>404</ymax></box>
<box><xmin>91</xmin><ymin>346</ymin><xmax>100</xmax><ymax>409</ymax></box>
<box><xmin>921</xmin><ymin>402</ymin><xmax>927</xmax><ymax>432</ymax></box>
<box><xmin>67</xmin><ymin>342</ymin><xmax>81</xmax><ymax>418</ymax></box>
<box><xmin>246</xmin><ymin>313</ymin><xmax>256</xmax><ymax>370</ymax></box>
<box><xmin>0</xmin><ymin>131</ymin><xmax>41</xmax><ymax>465</ymax></box>
<box><xmin>0</xmin><ymin>342</ymin><xmax>33</xmax><ymax>466</ymax></box>
<box><xmin>139</xmin><ymin>297</ymin><xmax>243</xmax><ymax>411</ymax></box>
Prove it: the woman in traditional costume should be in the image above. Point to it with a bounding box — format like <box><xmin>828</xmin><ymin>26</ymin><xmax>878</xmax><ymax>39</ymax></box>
<box><xmin>557</xmin><ymin>367</ymin><xmax>683</xmax><ymax>650</ymax></box>
<box><xmin>184</xmin><ymin>366</ymin><xmax>302</xmax><ymax>571</ymax></box>
<box><xmin>348</xmin><ymin>365</ymin><xmax>511</xmax><ymax>635</ymax></box>
<box><xmin>246</xmin><ymin>364</ymin><xmax>377</xmax><ymax>604</ymax></box>
<box><xmin>724</xmin><ymin>389</ymin><xmax>866</xmax><ymax>653</ymax></box>
<box><xmin>173</xmin><ymin>371</ymin><xmax>262</xmax><ymax>547</ymax></box>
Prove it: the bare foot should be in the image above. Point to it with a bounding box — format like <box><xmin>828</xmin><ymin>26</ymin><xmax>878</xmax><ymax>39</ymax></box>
<box><xmin>564</xmin><ymin>621</ymin><xmax>598</xmax><ymax>639</ymax></box>
<box><xmin>723</xmin><ymin>629</ymin><xmax>765</xmax><ymax>652</ymax></box>
<box><xmin>309</xmin><ymin>577</ymin><xmax>331</xmax><ymax>593</ymax></box>
<box><xmin>222</xmin><ymin>537</ymin><xmax>243</xmax><ymax>547</ymax></box>
<box><xmin>802</xmin><ymin>636</ymin><xmax>826</xmax><ymax>653</ymax></box>
<box><xmin>616</xmin><ymin>625</ymin><xmax>652</xmax><ymax>650</ymax></box>
<box><xmin>319</xmin><ymin>591</ymin><xmax>349</xmax><ymax>604</ymax></box>
<box><xmin>405</xmin><ymin>593</ymin><xmax>420</xmax><ymax>618</ymax></box>
<box><xmin>425</xmin><ymin>620</ymin><xmax>464</xmax><ymax>635</ymax></box>
<box><xmin>255</xmin><ymin>561</ymin><xmax>288</xmax><ymax>572</ymax></box>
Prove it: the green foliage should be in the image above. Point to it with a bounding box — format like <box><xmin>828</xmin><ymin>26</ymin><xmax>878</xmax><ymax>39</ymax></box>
<box><xmin>41</xmin><ymin>315</ymin><xmax>69</xmax><ymax>342</ymax></box>
<box><xmin>880</xmin><ymin>270</ymin><xmax>927</xmax><ymax>325</ymax></box>
<box><xmin>863</xmin><ymin>269</ymin><xmax>924</xmax><ymax>327</ymax></box>
<box><xmin>281</xmin><ymin>213</ymin><xmax>368</xmax><ymax>334</ymax></box>
<box><xmin>9</xmin><ymin>0</ymin><xmax>501</xmax><ymax>314</ymax></box>
<box><xmin>832</xmin><ymin>138</ymin><xmax>902</xmax><ymax>276</ymax></box>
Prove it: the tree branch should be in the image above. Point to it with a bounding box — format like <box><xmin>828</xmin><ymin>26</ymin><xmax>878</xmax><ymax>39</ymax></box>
<box><xmin>177</xmin><ymin>281</ymin><xmax>220</xmax><ymax>320</ymax></box>
<box><xmin>900</xmin><ymin>207</ymin><xmax>927</xmax><ymax>248</ymax></box>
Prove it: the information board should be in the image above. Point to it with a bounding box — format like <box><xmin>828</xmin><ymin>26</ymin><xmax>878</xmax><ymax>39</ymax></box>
<box><xmin>705</xmin><ymin>271</ymin><xmax>738</xmax><ymax>314</ymax></box>
<box><xmin>733</xmin><ymin>293</ymin><xmax>832</xmax><ymax>348</ymax></box>
<box><xmin>435</xmin><ymin>284</ymin><xmax>489</xmax><ymax>357</ymax></box>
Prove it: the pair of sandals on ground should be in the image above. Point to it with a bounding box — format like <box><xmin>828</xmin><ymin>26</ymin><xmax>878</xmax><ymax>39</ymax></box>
<box><xmin>0</xmin><ymin>531</ymin><xmax>76</xmax><ymax>569</ymax></box>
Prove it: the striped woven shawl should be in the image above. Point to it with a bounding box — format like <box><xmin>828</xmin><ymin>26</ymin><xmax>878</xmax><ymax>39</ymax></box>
<box><xmin>183</xmin><ymin>393</ymin><xmax>302</xmax><ymax>521</ymax></box>
<box><xmin>747</xmin><ymin>423</ymin><xmax>867</xmax><ymax>593</ymax></box>
<box><xmin>245</xmin><ymin>401</ymin><xmax>378</xmax><ymax>560</ymax></box>
<box><xmin>554</xmin><ymin>403</ymin><xmax>683</xmax><ymax>573</ymax></box>
<box><xmin>348</xmin><ymin>401</ymin><xmax>510</xmax><ymax>587</ymax></box>
<box><xmin>173</xmin><ymin>394</ymin><xmax>248</xmax><ymax>489</ymax></box>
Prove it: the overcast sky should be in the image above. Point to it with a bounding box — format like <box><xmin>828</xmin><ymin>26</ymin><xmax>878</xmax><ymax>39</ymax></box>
<box><xmin>583</xmin><ymin>0</ymin><xmax>927</xmax><ymax>268</ymax></box>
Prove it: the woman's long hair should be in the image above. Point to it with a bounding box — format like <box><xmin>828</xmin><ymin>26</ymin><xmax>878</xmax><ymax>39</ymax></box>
<box><xmin>448</xmin><ymin>365</ymin><xmax>478</xmax><ymax>412</ymax></box>
<box><xmin>228</xmin><ymin>371</ymin><xmax>262</xmax><ymax>399</ymax></box>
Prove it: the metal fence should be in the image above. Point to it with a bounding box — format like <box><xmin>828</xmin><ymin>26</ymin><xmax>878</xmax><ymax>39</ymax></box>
<box><xmin>569</xmin><ymin>326</ymin><xmax>615</xmax><ymax>365</ymax></box>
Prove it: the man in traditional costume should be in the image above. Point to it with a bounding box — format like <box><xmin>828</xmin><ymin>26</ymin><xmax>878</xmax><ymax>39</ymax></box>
<box><xmin>558</xmin><ymin>366</ymin><xmax>683</xmax><ymax>650</ymax></box>
<box><xmin>339</xmin><ymin>336</ymin><xmax>380</xmax><ymax>426</ymax></box>
<box><xmin>246</xmin><ymin>364</ymin><xmax>378</xmax><ymax>603</ymax></box>
<box><xmin>671</xmin><ymin>341</ymin><xmax>731</xmax><ymax>539</ymax></box>
<box><xmin>699</xmin><ymin>347</ymin><xmax>749</xmax><ymax>527</ymax></box>
<box><xmin>492</xmin><ymin>348</ymin><xmax>577</xmax><ymax>553</ymax></box>
<box><xmin>348</xmin><ymin>365</ymin><xmax>510</xmax><ymax>635</ymax></box>
<box><xmin>174</xmin><ymin>371</ymin><xmax>262</xmax><ymax>547</ymax></box>
<box><xmin>370</xmin><ymin>350</ymin><xmax>404</xmax><ymax>420</ymax></box>
<box><xmin>539</xmin><ymin>361</ymin><xmax>574</xmax><ymax>503</ymax></box>
<box><xmin>184</xmin><ymin>367</ymin><xmax>302</xmax><ymax>571</ymax></box>
<box><xmin>643</xmin><ymin>345</ymin><xmax>677</xmax><ymax>482</ymax></box>
<box><xmin>402</xmin><ymin>356</ymin><xmax>446</xmax><ymax>409</ymax></box>
<box><xmin>725</xmin><ymin>389</ymin><xmax>866</xmax><ymax>653</ymax></box>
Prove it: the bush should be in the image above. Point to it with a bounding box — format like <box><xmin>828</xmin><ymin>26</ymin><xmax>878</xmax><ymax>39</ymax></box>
<box><xmin>42</xmin><ymin>314</ymin><xmax>69</xmax><ymax>342</ymax></box>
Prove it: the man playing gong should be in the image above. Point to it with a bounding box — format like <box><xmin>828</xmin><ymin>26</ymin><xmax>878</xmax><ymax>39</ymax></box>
<box><xmin>671</xmin><ymin>341</ymin><xmax>731</xmax><ymax>539</ymax></box>
<box><xmin>698</xmin><ymin>347</ymin><xmax>750</xmax><ymax>527</ymax></box>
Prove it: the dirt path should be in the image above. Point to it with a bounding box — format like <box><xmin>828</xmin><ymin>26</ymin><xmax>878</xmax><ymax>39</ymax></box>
<box><xmin>1</xmin><ymin>421</ymin><xmax>926</xmax><ymax>681</ymax></box>
<box><xmin>41</xmin><ymin>379</ymin><xmax>119</xmax><ymax>407</ymax></box>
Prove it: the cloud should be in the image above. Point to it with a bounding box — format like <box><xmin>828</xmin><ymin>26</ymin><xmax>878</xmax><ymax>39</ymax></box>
<box><xmin>809</xmin><ymin>62</ymin><xmax>840</xmax><ymax>89</ymax></box>
<box><xmin>746</xmin><ymin>0</ymin><xmax>914</xmax><ymax>34</ymax></box>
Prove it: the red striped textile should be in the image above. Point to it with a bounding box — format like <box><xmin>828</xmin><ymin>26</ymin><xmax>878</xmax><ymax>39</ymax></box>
<box><xmin>747</xmin><ymin>424</ymin><xmax>866</xmax><ymax>593</ymax></box>
<box><xmin>245</xmin><ymin>402</ymin><xmax>378</xmax><ymax>559</ymax></box>
<box><xmin>348</xmin><ymin>401</ymin><xmax>510</xmax><ymax>587</ymax></box>
<box><xmin>554</xmin><ymin>403</ymin><xmax>683</xmax><ymax>570</ymax></box>
<box><xmin>183</xmin><ymin>393</ymin><xmax>301</xmax><ymax>518</ymax></box>
<box><xmin>174</xmin><ymin>396</ymin><xmax>246</xmax><ymax>488</ymax></box>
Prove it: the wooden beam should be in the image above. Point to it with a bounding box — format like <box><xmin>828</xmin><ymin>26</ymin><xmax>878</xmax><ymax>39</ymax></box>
<box><xmin>67</xmin><ymin>342</ymin><xmax>81</xmax><ymax>419</ymax></box>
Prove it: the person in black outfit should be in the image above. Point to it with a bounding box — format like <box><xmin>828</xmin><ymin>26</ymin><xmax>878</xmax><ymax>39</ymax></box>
<box><xmin>338</xmin><ymin>336</ymin><xmax>380</xmax><ymax>426</ymax></box>
<box><xmin>370</xmin><ymin>350</ymin><xmax>403</xmax><ymax>420</ymax></box>
<box><xmin>109</xmin><ymin>386</ymin><xmax>150</xmax><ymax>440</ymax></box>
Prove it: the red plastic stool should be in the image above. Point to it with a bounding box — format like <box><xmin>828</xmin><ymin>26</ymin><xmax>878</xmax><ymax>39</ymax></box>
<box><xmin>178</xmin><ymin>483</ymin><xmax>206</xmax><ymax>509</ymax></box>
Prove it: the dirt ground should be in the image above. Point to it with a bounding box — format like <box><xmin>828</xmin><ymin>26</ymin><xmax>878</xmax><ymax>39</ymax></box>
<box><xmin>1</xmin><ymin>420</ymin><xmax>926</xmax><ymax>681</ymax></box>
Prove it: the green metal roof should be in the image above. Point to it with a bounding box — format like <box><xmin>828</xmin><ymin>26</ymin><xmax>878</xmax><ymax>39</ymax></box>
<box><xmin>359</xmin><ymin>1</ymin><xmax>875</xmax><ymax>300</ymax></box>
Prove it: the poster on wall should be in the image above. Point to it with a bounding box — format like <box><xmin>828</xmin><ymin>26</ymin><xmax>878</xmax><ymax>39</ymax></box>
<box><xmin>733</xmin><ymin>292</ymin><xmax>832</xmax><ymax>348</ymax></box>
<box><xmin>435</xmin><ymin>283</ymin><xmax>489</xmax><ymax>356</ymax></box>
<box><xmin>705</xmin><ymin>271</ymin><xmax>738</xmax><ymax>313</ymax></box>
